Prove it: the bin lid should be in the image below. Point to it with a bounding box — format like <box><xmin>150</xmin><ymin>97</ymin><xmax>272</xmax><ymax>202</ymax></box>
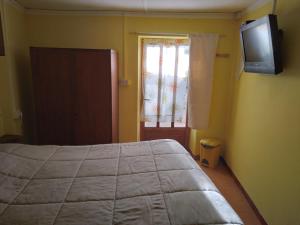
<box><xmin>200</xmin><ymin>138</ymin><xmax>222</xmax><ymax>147</ymax></box>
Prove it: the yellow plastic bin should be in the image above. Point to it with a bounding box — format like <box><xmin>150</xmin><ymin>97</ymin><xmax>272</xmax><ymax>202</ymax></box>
<box><xmin>200</xmin><ymin>138</ymin><xmax>222</xmax><ymax>168</ymax></box>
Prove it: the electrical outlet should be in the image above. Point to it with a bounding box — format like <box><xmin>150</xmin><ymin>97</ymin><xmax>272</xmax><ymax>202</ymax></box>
<box><xmin>119</xmin><ymin>79</ymin><xmax>131</xmax><ymax>86</ymax></box>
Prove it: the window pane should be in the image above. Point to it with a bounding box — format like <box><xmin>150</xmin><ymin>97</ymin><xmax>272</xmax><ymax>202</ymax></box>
<box><xmin>159</xmin><ymin>122</ymin><xmax>171</xmax><ymax>128</ymax></box>
<box><xmin>174</xmin><ymin>122</ymin><xmax>186</xmax><ymax>127</ymax></box>
<box><xmin>174</xmin><ymin>45</ymin><xmax>189</xmax><ymax>125</ymax></box>
<box><xmin>145</xmin><ymin>45</ymin><xmax>160</xmax><ymax>75</ymax></box>
<box><xmin>177</xmin><ymin>45</ymin><xmax>189</xmax><ymax>78</ymax></box>
<box><xmin>159</xmin><ymin>45</ymin><xmax>176</xmax><ymax>123</ymax></box>
<box><xmin>144</xmin><ymin>45</ymin><xmax>160</xmax><ymax>122</ymax></box>
<box><xmin>145</xmin><ymin>122</ymin><xmax>156</xmax><ymax>127</ymax></box>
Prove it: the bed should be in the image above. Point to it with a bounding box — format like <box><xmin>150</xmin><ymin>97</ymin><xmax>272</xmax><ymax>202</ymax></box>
<box><xmin>0</xmin><ymin>139</ymin><xmax>243</xmax><ymax>225</ymax></box>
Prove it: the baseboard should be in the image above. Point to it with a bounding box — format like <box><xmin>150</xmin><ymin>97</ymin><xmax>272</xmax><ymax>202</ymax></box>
<box><xmin>190</xmin><ymin>151</ymin><xmax>200</xmax><ymax>160</ymax></box>
<box><xmin>220</xmin><ymin>157</ymin><xmax>268</xmax><ymax>225</ymax></box>
<box><xmin>184</xmin><ymin>145</ymin><xmax>200</xmax><ymax>160</ymax></box>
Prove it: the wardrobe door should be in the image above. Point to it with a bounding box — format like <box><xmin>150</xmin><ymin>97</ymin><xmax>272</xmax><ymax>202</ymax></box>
<box><xmin>31</xmin><ymin>48</ymin><xmax>74</xmax><ymax>145</ymax></box>
<box><xmin>73</xmin><ymin>50</ymin><xmax>112</xmax><ymax>145</ymax></box>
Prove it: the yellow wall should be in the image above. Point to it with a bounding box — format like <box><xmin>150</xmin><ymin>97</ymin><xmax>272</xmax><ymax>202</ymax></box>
<box><xmin>226</xmin><ymin>1</ymin><xmax>300</xmax><ymax>224</ymax></box>
<box><xmin>2</xmin><ymin>0</ymin><xmax>300</xmax><ymax>223</ymax></box>
<box><xmin>0</xmin><ymin>0</ymin><xmax>27</xmax><ymax>137</ymax></box>
<box><xmin>0</xmin><ymin>1</ymin><xmax>6</xmax><ymax>136</ymax></box>
<box><xmin>23</xmin><ymin>13</ymin><xmax>237</xmax><ymax>146</ymax></box>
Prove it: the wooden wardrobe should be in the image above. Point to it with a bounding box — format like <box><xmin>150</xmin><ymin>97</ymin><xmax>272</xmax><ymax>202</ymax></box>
<box><xmin>30</xmin><ymin>47</ymin><xmax>118</xmax><ymax>145</ymax></box>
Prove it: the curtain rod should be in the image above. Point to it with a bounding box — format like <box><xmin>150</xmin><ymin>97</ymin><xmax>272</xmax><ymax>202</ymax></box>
<box><xmin>129</xmin><ymin>32</ymin><xmax>226</xmax><ymax>38</ymax></box>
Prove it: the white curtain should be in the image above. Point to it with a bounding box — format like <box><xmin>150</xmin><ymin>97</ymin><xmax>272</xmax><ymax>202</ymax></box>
<box><xmin>235</xmin><ymin>42</ymin><xmax>244</xmax><ymax>80</ymax></box>
<box><xmin>188</xmin><ymin>34</ymin><xmax>219</xmax><ymax>129</ymax></box>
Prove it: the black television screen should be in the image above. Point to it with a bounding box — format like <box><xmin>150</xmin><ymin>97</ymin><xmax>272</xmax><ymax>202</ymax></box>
<box><xmin>240</xmin><ymin>14</ymin><xmax>282</xmax><ymax>74</ymax></box>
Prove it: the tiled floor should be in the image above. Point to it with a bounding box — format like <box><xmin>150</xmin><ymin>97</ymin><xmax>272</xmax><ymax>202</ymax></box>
<box><xmin>198</xmin><ymin>160</ymin><xmax>263</xmax><ymax>225</ymax></box>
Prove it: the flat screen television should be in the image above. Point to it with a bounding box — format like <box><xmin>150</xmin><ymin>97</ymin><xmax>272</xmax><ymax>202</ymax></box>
<box><xmin>240</xmin><ymin>14</ymin><xmax>282</xmax><ymax>75</ymax></box>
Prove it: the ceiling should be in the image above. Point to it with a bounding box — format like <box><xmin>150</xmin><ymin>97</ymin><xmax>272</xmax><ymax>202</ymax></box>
<box><xmin>15</xmin><ymin>0</ymin><xmax>259</xmax><ymax>13</ymax></box>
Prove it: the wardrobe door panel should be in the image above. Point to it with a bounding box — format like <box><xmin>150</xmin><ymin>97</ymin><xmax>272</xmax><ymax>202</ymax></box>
<box><xmin>31</xmin><ymin>48</ymin><xmax>73</xmax><ymax>145</ymax></box>
<box><xmin>73</xmin><ymin>50</ymin><xmax>112</xmax><ymax>145</ymax></box>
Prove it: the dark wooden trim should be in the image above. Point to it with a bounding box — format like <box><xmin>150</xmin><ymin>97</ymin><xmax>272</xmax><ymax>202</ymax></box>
<box><xmin>184</xmin><ymin>127</ymin><xmax>190</xmax><ymax>152</ymax></box>
<box><xmin>30</xmin><ymin>47</ymin><xmax>116</xmax><ymax>52</ymax></box>
<box><xmin>220</xmin><ymin>157</ymin><xmax>268</xmax><ymax>225</ymax></box>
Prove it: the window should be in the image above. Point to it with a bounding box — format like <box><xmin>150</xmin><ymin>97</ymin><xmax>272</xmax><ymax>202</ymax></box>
<box><xmin>141</xmin><ymin>38</ymin><xmax>189</xmax><ymax>128</ymax></box>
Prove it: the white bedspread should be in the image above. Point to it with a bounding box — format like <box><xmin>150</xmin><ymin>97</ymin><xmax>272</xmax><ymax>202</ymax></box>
<box><xmin>0</xmin><ymin>139</ymin><xmax>243</xmax><ymax>225</ymax></box>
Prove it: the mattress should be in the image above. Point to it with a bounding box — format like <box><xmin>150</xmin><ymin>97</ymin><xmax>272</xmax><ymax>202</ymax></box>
<box><xmin>0</xmin><ymin>139</ymin><xmax>243</xmax><ymax>225</ymax></box>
